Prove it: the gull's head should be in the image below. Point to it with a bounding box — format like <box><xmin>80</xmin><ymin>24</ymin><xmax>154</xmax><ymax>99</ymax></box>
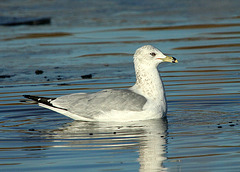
<box><xmin>134</xmin><ymin>45</ymin><xmax>178</xmax><ymax>67</ymax></box>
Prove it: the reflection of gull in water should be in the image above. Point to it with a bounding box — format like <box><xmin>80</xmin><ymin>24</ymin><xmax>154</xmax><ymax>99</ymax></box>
<box><xmin>23</xmin><ymin>45</ymin><xmax>178</xmax><ymax>121</ymax></box>
<box><xmin>46</xmin><ymin>119</ymin><xmax>168</xmax><ymax>171</ymax></box>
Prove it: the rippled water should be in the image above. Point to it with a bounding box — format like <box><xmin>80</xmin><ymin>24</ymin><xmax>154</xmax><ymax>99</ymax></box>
<box><xmin>0</xmin><ymin>0</ymin><xmax>240</xmax><ymax>171</ymax></box>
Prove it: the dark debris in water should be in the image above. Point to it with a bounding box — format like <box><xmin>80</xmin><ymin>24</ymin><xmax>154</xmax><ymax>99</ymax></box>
<box><xmin>58</xmin><ymin>83</ymin><xmax>70</xmax><ymax>86</ymax></box>
<box><xmin>57</xmin><ymin>75</ymin><xmax>63</xmax><ymax>80</ymax></box>
<box><xmin>81</xmin><ymin>74</ymin><xmax>93</xmax><ymax>79</ymax></box>
<box><xmin>0</xmin><ymin>74</ymin><xmax>14</xmax><ymax>78</ymax></box>
<box><xmin>216</xmin><ymin>120</ymin><xmax>239</xmax><ymax>128</ymax></box>
<box><xmin>35</xmin><ymin>70</ymin><xmax>44</xmax><ymax>75</ymax></box>
<box><xmin>0</xmin><ymin>16</ymin><xmax>51</xmax><ymax>26</ymax></box>
<box><xmin>28</xmin><ymin>128</ymin><xmax>35</xmax><ymax>131</ymax></box>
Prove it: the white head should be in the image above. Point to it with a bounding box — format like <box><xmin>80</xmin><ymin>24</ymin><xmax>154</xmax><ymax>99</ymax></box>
<box><xmin>133</xmin><ymin>45</ymin><xmax>178</xmax><ymax>67</ymax></box>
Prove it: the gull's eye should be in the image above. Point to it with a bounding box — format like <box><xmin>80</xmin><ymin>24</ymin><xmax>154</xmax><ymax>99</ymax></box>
<box><xmin>150</xmin><ymin>52</ymin><xmax>156</xmax><ymax>56</ymax></box>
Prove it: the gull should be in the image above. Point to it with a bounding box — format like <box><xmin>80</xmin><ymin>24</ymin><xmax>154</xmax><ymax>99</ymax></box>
<box><xmin>23</xmin><ymin>45</ymin><xmax>178</xmax><ymax>121</ymax></box>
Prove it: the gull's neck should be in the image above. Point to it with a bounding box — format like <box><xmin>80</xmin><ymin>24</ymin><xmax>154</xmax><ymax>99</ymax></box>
<box><xmin>131</xmin><ymin>61</ymin><xmax>166</xmax><ymax>102</ymax></box>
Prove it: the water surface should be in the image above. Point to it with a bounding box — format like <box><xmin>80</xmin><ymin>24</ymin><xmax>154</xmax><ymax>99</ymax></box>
<box><xmin>0</xmin><ymin>0</ymin><xmax>240</xmax><ymax>171</ymax></box>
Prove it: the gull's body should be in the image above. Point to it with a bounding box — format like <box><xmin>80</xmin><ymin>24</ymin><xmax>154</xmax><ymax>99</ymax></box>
<box><xmin>24</xmin><ymin>45</ymin><xmax>178</xmax><ymax>121</ymax></box>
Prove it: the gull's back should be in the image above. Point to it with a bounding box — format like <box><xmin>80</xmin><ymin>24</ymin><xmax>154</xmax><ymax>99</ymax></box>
<box><xmin>51</xmin><ymin>89</ymin><xmax>147</xmax><ymax>118</ymax></box>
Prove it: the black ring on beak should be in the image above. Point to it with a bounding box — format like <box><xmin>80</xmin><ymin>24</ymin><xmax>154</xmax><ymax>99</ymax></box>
<box><xmin>172</xmin><ymin>57</ymin><xmax>177</xmax><ymax>63</ymax></box>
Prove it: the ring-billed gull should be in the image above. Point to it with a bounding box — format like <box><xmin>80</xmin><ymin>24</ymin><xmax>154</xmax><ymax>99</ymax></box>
<box><xmin>23</xmin><ymin>45</ymin><xmax>178</xmax><ymax>121</ymax></box>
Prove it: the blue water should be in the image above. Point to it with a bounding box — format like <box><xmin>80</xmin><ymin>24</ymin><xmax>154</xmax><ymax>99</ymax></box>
<box><xmin>0</xmin><ymin>0</ymin><xmax>240</xmax><ymax>171</ymax></box>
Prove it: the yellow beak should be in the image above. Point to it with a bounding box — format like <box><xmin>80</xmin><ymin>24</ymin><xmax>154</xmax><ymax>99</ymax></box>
<box><xmin>161</xmin><ymin>56</ymin><xmax>178</xmax><ymax>63</ymax></box>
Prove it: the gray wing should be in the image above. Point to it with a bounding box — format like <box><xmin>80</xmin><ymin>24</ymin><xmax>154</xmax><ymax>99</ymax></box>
<box><xmin>52</xmin><ymin>89</ymin><xmax>147</xmax><ymax>118</ymax></box>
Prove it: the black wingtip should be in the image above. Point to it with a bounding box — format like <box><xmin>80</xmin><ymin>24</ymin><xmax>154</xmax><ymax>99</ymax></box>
<box><xmin>23</xmin><ymin>95</ymin><xmax>39</xmax><ymax>101</ymax></box>
<box><xmin>22</xmin><ymin>94</ymin><xmax>65</xmax><ymax>110</ymax></box>
<box><xmin>23</xmin><ymin>95</ymin><xmax>56</xmax><ymax>105</ymax></box>
<box><xmin>23</xmin><ymin>95</ymin><xmax>31</xmax><ymax>99</ymax></box>
<box><xmin>22</xmin><ymin>95</ymin><xmax>39</xmax><ymax>104</ymax></box>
